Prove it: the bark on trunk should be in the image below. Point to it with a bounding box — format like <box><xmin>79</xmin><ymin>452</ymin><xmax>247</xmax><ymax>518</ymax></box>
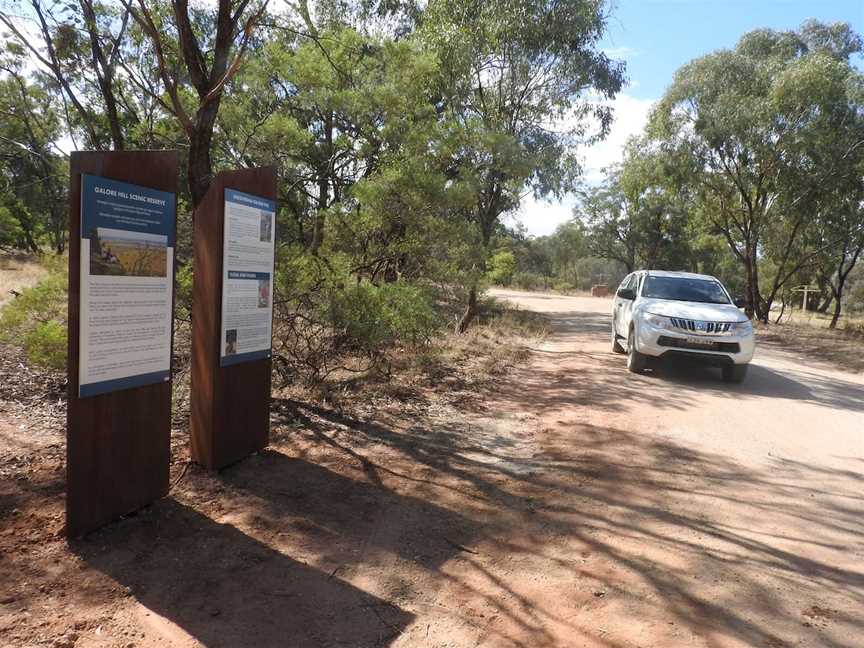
<box><xmin>829</xmin><ymin>291</ymin><xmax>843</xmax><ymax>329</ymax></box>
<box><xmin>187</xmin><ymin>101</ymin><xmax>220</xmax><ymax>209</ymax></box>
<box><xmin>456</xmin><ymin>286</ymin><xmax>478</xmax><ymax>333</ymax></box>
<box><xmin>310</xmin><ymin>113</ymin><xmax>333</xmax><ymax>254</ymax></box>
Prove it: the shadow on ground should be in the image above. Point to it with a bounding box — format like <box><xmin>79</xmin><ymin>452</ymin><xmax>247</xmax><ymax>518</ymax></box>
<box><xmin>272</xmin><ymin>396</ymin><xmax>864</xmax><ymax>647</ymax></box>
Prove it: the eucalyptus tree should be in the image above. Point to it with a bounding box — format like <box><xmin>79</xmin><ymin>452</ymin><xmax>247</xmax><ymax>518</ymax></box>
<box><xmin>0</xmin><ymin>46</ymin><xmax>67</xmax><ymax>252</ymax></box>
<box><xmin>649</xmin><ymin>20</ymin><xmax>864</xmax><ymax>321</ymax></box>
<box><xmin>0</xmin><ymin>0</ymin><xmax>131</xmax><ymax>150</ymax></box>
<box><xmin>810</xmin><ymin>183</ymin><xmax>864</xmax><ymax>328</ymax></box>
<box><xmin>114</xmin><ymin>0</ymin><xmax>271</xmax><ymax>207</ymax></box>
<box><xmin>422</xmin><ymin>0</ymin><xmax>624</xmax><ymax>331</ymax></box>
<box><xmin>579</xmin><ymin>141</ymin><xmax>690</xmax><ymax>274</ymax></box>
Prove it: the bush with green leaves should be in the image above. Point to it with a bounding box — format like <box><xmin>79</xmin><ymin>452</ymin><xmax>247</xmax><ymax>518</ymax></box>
<box><xmin>511</xmin><ymin>272</ymin><xmax>546</xmax><ymax>291</ymax></box>
<box><xmin>272</xmin><ymin>245</ymin><xmax>447</xmax><ymax>383</ymax></box>
<box><xmin>487</xmin><ymin>250</ymin><xmax>517</xmax><ymax>286</ymax></box>
<box><xmin>0</xmin><ymin>255</ymin><xmax>67</xmax><ymax>368</ymax></box>
<box><xmin>328</xmin><ymin>281</ymin><xmax>440</xmax><ymax>351</ymax></box>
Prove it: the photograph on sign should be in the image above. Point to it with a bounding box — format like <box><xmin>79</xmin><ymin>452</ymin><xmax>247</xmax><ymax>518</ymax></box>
<box><xmin>220</xmin><ymin>188</ymin><xmax>276</xmax><ymax>367</ymax></box>
<box><xmin>78</xmin><ymin>174</ymin><xmax>176</xmax><ymax>397</ymax></box>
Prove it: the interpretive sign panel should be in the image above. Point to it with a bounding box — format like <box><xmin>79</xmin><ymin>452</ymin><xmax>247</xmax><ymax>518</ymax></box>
<box><xmin>191</xmin><ymin>168</ymin><xmax>276</xmax><ymax>471</ymax></box>
<box><xmin>67</xmin><ymin>150</ymin><xmax>178</xmax><ymax>538</ymax></box>
<box><xmin>78</xmin><ymin>174</ymin><xmax>175</xmax><ymax>397</ymax></box>
<box><xmin>219</xmin><ymin>189</ymin><xmax>276</xmax><ymax>367</ymax></box>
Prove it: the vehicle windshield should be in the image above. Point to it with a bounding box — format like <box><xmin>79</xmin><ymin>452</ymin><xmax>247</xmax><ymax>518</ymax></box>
<box><xmin>641</xmin><ymin>276</ymin><xmax>730</xmax><ymax>304</ymax></box>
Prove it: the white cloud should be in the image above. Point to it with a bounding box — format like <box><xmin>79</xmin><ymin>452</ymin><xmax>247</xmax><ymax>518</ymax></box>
<box><xmin>516</xmin><ymin>93</ymin><xmax>656</xmax><ymax>236</ymax></box>
<box><xmin>602</xmin><ymin>46</ymin><xmax>639</xmax><ymax>60</ymax></box>
<box><xmin>580</xmin><ymin>94</ymin><xmax>656</xmax><ymax>183</ymax></box>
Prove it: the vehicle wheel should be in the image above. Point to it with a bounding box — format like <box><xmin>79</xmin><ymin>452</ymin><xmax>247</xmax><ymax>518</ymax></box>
<box><xmin>626</xmin><ymin>327</ymin><xmax>648</xmax><ymax>374</ymax></box>
<box><xmin>611</xmin><ymin>322</ymin><xmax>625</xmax><ymax>354</ymax></box>
<box><xmin>722</xmin><ymin>364</ymin><xmax>748</xmax><ymax>384</ymax></box>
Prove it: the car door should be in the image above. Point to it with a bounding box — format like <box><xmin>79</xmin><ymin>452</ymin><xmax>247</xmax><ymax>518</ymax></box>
<box><xmin>619</xmin><ymin>273</ymin><xmax>639</xmax><ymax>334</ymax></box>
<box><xmin>613</xmin><ymin>273</ymin><xmax>633</xmax><ymax>337</ymax></box>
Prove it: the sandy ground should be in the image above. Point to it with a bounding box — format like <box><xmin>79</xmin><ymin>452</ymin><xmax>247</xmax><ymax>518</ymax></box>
<box><xmin>1</xmin><ymin>290</ymin><xmax>862</xmax><ymax>648</ymax></box>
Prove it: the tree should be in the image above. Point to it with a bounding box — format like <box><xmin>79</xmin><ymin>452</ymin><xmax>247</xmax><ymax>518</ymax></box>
<box><xmin>0</xmin><ymin>46</ymin><xmax>67</xmax><ymax>251</ymax></box>
<box><xmin>649</xmin><ymin>21</ymin><xmax>864</xmax><ymax>321</ymax></box>
<box><xmin>422</xmin><ymin>0</ymin><xmax>625</xmax><ymax>331</ymax></box>
<box><xmin>114</xmin><ymin>0</ymin><xmax>270</xmax><ymax>207</ymax></box>
<box><xmin>811</xmin><ymin>184</ymin><xmax>864</xmax><ymax>328</ymax></box>
<box><xmin>0</xmin><ymin>0</ymin><xmax>131</xmax><ymax>150</ymax></box>
<box><xmin>579</xmin><ymin>143</ymin><xmax>690</xmax><ymax>274</ymax></box>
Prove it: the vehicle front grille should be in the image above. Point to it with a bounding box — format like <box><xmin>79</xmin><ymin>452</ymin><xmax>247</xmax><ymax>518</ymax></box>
<box><xmin>669</xmin><ymin>318</ymin><xmax>733</xmax><ymax>335</ymax></box>
<box><xmin>657</xmin><ymin>336</ymin><xmax>741</xmax><ymax>353</ymax></box>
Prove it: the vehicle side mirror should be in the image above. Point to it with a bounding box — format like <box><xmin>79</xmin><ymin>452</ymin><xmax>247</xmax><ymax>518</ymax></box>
<box><xmin>733</xmin><ymin>296</ymin><xmax>746</xmax><ymax>308</ymax></box>
<box><xmin>617</xmin><ymin>287</ymin><xmax>636</xmax><ymax>301</ymax></box>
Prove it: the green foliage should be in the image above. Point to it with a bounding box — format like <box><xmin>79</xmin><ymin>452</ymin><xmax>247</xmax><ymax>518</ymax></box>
<box><xmin>23</xmin><ymin>320</ymin><xmax>66</xmax><ymax>369</ymax></box>
<box><xmin>0</xmin><ymin>255</ymin><xmax>67</xmax><ymax>368</ymax></box>
<box><xmin>487</xmin><ymin>250</ymin><xmax>517</xmax><ymax>286</ymax></box>
<box><xmin>174</xmin><ymin>261</ymin><xmax>194</xmax><ymax>322</ymax></box>
<box><xmin>0</xmin><ymin>204</ymin><xmax>26</xmax><ymax>249</ymax></box>
<box><xmin>647</xmin><ymin>20</ymin><xmax>864</xmax><ymax>320</ymax></box>
<box><xmin>328</xmin><ymin>281</ymin><xmax>440</xmax><ymax>351</ymax></box>
<box><xmin>511</xmin><ymin>271</ymin><xmax>546</xmax><ymax>292</ymax></box>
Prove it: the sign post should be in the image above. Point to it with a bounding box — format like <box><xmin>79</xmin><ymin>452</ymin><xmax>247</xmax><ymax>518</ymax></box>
<box><xmin>191</xmin><ymin>168</ymin><xmax>277</xmax><ymax>470</ymax></box>
<box><xmin>67</xmin><ymin>150</ymin><xmax>178</xmax><ymax>537</ymax></box>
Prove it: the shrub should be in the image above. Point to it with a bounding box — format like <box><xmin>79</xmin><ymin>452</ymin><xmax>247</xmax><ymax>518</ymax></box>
<box><xmin>487</xmin><ymin>250</ymin><xmax>517</xmax><ymax>286</ymax></box>
<box><xmin>328</xmin><ymin>280</ymin><xmax>441</xmax><ymax>353</ymax></box>
<box><xmin>0</xmin><ymin>254</ymin><xmax>68</xmax><ymax>368</ymax></box>
<box><xmin>511</xmin><ymin>271</ymin><xmax>546</xmax><ymax>291</ymax></box>
<box><xmin>24</xmin><ymin>320</ymin><xmax>66</xmax><ymax>369</ymax></box>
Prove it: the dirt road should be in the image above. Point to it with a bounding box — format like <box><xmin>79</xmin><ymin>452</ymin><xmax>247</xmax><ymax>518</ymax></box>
<box><xmin>471</xmin><ymin>289</ymin><xmax>864</xmax><ymax>647</ymax></box>
<box><xmin>2</xmin><ymin>290</ymin><xmax>862</xmax><ymax>648</ymax></box>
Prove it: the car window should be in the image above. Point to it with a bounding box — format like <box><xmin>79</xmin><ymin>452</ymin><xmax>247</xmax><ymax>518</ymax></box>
<box><xmin>618</xmin><ymin>274</ymin><xmax>633</xmax><ymax>292</ymax></box>
<box><xmin>642</xmin><ymin>276</ymin><xmax>730</xmax><ymax>304</ymax></box>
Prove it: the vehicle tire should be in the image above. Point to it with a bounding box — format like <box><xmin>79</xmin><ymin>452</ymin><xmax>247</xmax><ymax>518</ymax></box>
<box><xmin>722</xmin><ymin>364</ymin><xmax>748</xmax><ymax>384</ymax></box>
<box><xmin>611</xmin><ymin>322</ymin><xmax>625</xmax><ymax>354</ymax></box>
<box><xmin>626</xmin><ymin>327</ymin><xmax>648</xmax><ymax>374</ymax></box>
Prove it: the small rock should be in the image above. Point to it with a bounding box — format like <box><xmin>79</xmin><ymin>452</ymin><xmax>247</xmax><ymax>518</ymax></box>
<box><xmin>593</xmin><ymin>591</ymin><xmax>606</xmax><ymax>597</ymax></box>
<box><xmin>52</xmin><ymin>631</ymin><xmax>78</xmax><ymax>648</ymax></box>
<box><xmin>209</xmin><ymin>608</ymin><xmax>221</xmax><ymax>617</ymax></box>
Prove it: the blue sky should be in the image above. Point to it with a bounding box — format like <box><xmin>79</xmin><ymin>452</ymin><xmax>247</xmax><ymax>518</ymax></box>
<box><xmin>516</xmin><ymin>0</ymin><xmax>864</xmax><ymax>236</ymax></box>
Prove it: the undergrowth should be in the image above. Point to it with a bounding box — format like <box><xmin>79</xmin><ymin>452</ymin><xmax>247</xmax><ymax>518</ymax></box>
<box><xmin>0</xmin><ymin>254</ymin><xmax>67</xmax><ymax>369</ymax></box>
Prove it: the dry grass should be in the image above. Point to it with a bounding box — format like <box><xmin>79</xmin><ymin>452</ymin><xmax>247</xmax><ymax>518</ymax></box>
<box><xmin>776</xmin><ymin>307</ymin><xmax>864</xmax><ymax>333</ymax></box>
<box><xmin>274</xmin><ymin>298</ymin><xmax>549</xmax><ymax>412</ymax></box>
<box><xmin>756</xmin><ymin>319</ymin><xmax>864</xmax><ymax>374</ymax></box>
<box><xmin>0</xmin><ymin>252</ymin><xmax>47</xmax><ymax>308</ymax></box>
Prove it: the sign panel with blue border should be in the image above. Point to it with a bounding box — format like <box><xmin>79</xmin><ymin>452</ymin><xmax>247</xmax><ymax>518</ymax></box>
<box><xmin>219</xmin><ymin>189</ymin><xmax>276</xmax><ymax>367</ymax></box>
<box><xmin>78</xmin><ymin>174</ymin><xmax>176</xmax><ymax>397</ymax></box>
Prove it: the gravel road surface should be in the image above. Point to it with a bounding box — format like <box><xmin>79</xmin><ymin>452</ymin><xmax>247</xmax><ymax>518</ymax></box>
<box><xmin>477</xmin><ymin>289</ymin><xmax>864</xmax><ymax>648</ymax></box>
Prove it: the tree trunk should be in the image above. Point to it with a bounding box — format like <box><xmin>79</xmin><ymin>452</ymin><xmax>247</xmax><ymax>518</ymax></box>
<box><xmin>187</xmin><ymin>100</ymin><xmax>221</xmax><ymax>209</ymax></box>
<box><xmin>829</xmin><ymin>290</ymin><xmax>843</xmax><ymax>329</ymax></box>
<box><xmin>310</xmin><ymin>113</ymin><xmax>333</xmax><ymax>254</ymax></box>
<box><xmin>743</xmin><ymin>251</ymin><xmax>758</xmax><ymax>320</ymax></box>
<box><xmin>816</xmin><ymin>291</ymin><xmax>834</xmax><ymax>314</ymax></box>
<box><xmin>774</xmin><ymin>296</ymin><xmax>787</xmax><ymax>324</ymax></box>
<box><xmin>456</xmin><ymin>286</ymin><xmax>478</xmax><ymax>333</ymax></box>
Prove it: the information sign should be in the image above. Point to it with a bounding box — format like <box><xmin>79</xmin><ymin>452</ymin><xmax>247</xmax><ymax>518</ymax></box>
<box><xmin>219</xmin><ymin>189</ymin><xmax>276</xmax><ymax>367</ymax></box>
<box><xmin>78</xmin><ymin>174</ymin><xmax>176</xmax><ymax>397</ymax></box>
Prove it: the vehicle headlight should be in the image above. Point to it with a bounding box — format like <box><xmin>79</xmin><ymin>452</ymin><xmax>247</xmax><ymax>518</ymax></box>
<box><xmin>730</xmin><ymin>320</ymin><xmax>753</xmax><ymax>334</ymax></box>
<box><xmin>643</xmin><ymin>313</ymin><xmax>669</xmax><ymax>329</ymax></box>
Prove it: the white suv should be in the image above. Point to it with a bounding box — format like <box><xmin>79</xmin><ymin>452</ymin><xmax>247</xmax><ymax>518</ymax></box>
<box><xmin>611</xmin><ymin>270</ymin><xmax>755</xmax><ymax>383</ymax></box>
